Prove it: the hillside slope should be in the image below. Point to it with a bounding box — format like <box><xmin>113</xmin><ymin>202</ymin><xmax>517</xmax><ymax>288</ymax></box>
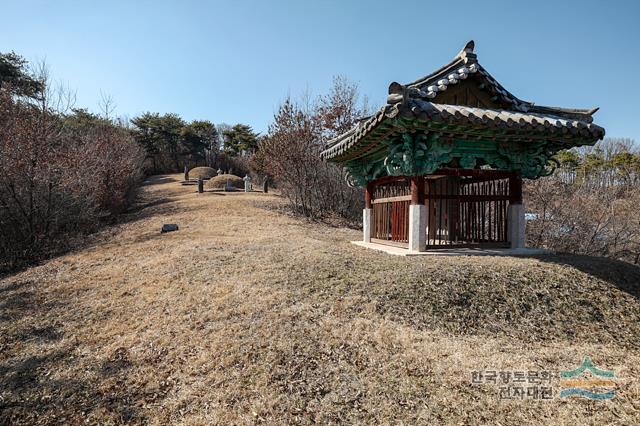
<box><xmin>1</xmin><ymin>174</ymin><xmax>639</xmax><ymax>425</ymax></box>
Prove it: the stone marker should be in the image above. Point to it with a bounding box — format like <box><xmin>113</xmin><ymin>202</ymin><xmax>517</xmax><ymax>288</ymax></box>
<box><xmin>161</xmin><ymin>224</ymin><xmax>179</xmax><ymax>233</ymax></box>
<box><xmin>225</xmin><ymin>180</ymin><xmax>234</xmax><ymax>192</ymax></box>
<box><xmin>184</xmin><ymin>165</ymin><xmax>189</xmax><ymax>181</ymax></box>
<box><xmin>243</xmin><ymin>175</ymin><xmax>252</xmax><ymax>192</ymax></box>
<box><xmin>262</xmin><ymin>177</ymin><xmax>269</xmax><ymax>193</ymax></box>
<box><xmin>217</xmin><ymin>168</ymin><xmax>223</xmax><ymax>176</ymax></box>
<box><xmin>198</xmin><ymin>177</ymin><xmax>204</xmax><ymax>193</ymax></box>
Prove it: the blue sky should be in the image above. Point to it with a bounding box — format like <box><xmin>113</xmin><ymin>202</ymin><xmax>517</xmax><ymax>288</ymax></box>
<box><xmin>2</xmin><ymin>0</ymin><xmax>639</xmax><ymax>139</ymax></box>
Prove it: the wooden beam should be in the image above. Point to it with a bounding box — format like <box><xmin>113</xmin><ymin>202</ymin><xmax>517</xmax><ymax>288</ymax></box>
<box><xmin>372</xmin><ymin>195</ymin><xmax>412</xmax><ymax>204</ymax></box>
<box><xmin>369</xmin><ymin>175</ymin><xmax>410</xmax><ymax>186</ymax></box>
<box><xmin>432</xmin><ymin>168</ymin><xmax>518</xmax><ymax>179</ymax></box>
<box><xmin>425</xmin><ymin>194</ymin><xmax>512</xmax><ymax>202</ymax></box>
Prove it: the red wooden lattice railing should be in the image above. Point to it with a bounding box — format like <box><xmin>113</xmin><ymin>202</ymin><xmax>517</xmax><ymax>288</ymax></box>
<box><xmin>425</xmin><ymin>176</ymin><xmax>510</xmax><ymax>247</ymax></box>
<box><xmin>368</xmin><ymin>171</ymin><xmax>516</xmax><ymax>249</ymax></box>
<box><xmin>371</xmin><ymin>179</ymin><xmax>410</xmax><ymax>245</ymax></box>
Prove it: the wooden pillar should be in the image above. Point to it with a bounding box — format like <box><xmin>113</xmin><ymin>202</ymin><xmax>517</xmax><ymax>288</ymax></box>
<box><xmin>408</xmin><ymin>176</ymin><xmax>426</xmax><ymax>252</ymax></box>
<box><xmin>447</xmin><ymin>176</ymin><xmax>460</xmax><ymax>243</ymax></box>
<box><xmin>364</xmin><ymin>182</ymin><xmax>373</xmax><ymax>209</ymax></box>
<box><xmin>410</xmin><ymin>176</ymin><xmax>424</xmax><ymax>205</ymax></box>
<box><xmin>508</xmin><ymin>173</ymin><xmax>525</xmax><ymax>248</ymax></box>
<box><xmin>509</xmin><ymin>174</ymin><xmax>523</xmax><ymax>204</ymax></box>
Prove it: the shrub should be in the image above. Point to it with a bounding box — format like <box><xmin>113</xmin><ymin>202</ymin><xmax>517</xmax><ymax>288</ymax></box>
<box><xmin>525</xmin><ymin>138</ymin><xmax>640</xmax><ymax>263</ymax></box>
<box><xmin>256</xmin><ymin>77</ymin><xmax>366</xmax><ymax>222</ymax></box>
<box><xmin>206</xmin><ymin>174</ymin><xmax>244</xmax><ymax>190</ymax></box>
<box><xmin>0</xmin><ymin>84</ymin><xmax>144</xmax><ymax>271</ymax></box>
<box><xmin>188</xmin><ymin>166</ymin><xmax>216</xmax><ymax>180</ymax></box>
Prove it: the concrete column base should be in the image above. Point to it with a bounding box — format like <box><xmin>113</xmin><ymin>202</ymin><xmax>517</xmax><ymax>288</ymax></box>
<box><xmin>408</xmin><ymin>204</ymin><xmax>426</xmax><ymax>252</ymax></box>
<box><xmin>363</xmin><ymin>208</ymin><xmax>372</xmax><ymax>243</ymax></box>
<box><xmin>507</xmin><ymin>203</ymin><xmax>526</xmax><ymax>249</ymax></box>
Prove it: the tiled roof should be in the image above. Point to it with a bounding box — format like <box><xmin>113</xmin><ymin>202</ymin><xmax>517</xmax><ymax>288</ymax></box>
<box><xmin>321</xmin><ymin>41</ymin><xmax>604</xmax><ymax>162</ymax></box>
<box><xmin>395</xmin><ymin>40</ymin><xmax>596</xmax><ymax>122</ymax></box>
<box><xmin>397</xmin><ymin>40</ymin><xmax>530</xmax><ymax>112</ymax></box>
<box><xmin>320</xmin><ymin>100</ymin><xmax>605</xmax><ymax>161</ymax></box>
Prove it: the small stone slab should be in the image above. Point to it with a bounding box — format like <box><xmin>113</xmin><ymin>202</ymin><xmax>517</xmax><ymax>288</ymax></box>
<box><xmin>161</xmin><ymin>224</ymin><xmax>179</xmax><ymax>233</ymax></box>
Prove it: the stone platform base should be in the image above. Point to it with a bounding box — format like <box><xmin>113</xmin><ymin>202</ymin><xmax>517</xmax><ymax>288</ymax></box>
<box><xmin>351</xmin><ymin>241</ymin><xmax>552</xmax><ymax>257</ymax></box>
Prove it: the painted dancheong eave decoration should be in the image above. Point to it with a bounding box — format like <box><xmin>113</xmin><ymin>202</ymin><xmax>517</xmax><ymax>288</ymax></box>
<box><xmin>320</xmin><ymin>40</ymin><xmax>605</xmax><ymax>185</ymax></box>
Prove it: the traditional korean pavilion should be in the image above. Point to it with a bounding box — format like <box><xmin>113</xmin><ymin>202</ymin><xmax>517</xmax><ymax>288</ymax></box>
<box><xmin>321</xmin><ymin>41</ymin><xmax>605</xmax><ymax>252</ymax></box>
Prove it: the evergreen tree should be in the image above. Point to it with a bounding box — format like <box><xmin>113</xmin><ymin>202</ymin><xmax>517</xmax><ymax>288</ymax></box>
<box><xmin>182</xmin><ymin>120</ymin><xmax>218</xmax><ymax>162</ymax></box>
<box><xmin>222</xmin><ymin>124</ymin><xmax>259</xmax><ymax>155</ymax></box>
<box><xmin>0</xmin><ymin>51</ymin><xmax>44</xmax><ymax>97</ymax></box>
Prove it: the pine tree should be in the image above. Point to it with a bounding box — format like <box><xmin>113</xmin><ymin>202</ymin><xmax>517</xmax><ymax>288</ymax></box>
<box><xmin>222</xmin><ymin>124</ymin><xmax>258</xmax><ymax>156</ymax></box>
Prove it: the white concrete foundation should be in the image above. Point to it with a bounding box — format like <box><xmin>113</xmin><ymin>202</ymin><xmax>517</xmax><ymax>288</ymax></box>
<box><xmin>351</xmin><ymin>241</ymin><xmax>551</xmax><ymax>257</ymax></box>
<box><xmin>363</xmin><ymin>208</ymin><xmax>372</xmax><ymax>243</ymax></box>
<box><xmin>408</xmin><ymin>204</ymin><xmax>426</xmax><ymax>252</ymax></box>
<box><xmin>507</xmin><ymin>203</ymin><xmax>526</xmax><ymax>249</ymax></box>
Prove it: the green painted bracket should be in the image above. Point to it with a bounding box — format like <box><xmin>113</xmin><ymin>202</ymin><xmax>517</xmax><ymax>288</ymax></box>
<box><xmin>343</xmin><ymin>118</ymin><xmax>563</xmax><ymax>186</ymax></box>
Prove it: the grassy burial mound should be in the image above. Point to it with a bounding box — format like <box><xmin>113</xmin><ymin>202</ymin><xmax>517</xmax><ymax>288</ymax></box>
<box><xmin>187</xmin><ymin>166</ymin><xmax>217</xmax><ymax>180</ymax></box>
<box><xmin>205</xmin><ymin>173</ymin><xmax>244</xmax><ymax>190</ymax></box>
<box><xmin>0</xmin><ymin>174</ymin><xmax>638</xmax><ymax>425</ymax></box>
<box><xmin>336</xmin><ymin>255</ymin><xmax>640</xmax><ymax>346</ymax></box>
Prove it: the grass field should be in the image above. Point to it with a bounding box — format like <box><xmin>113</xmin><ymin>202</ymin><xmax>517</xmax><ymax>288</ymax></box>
<box><xmin>1</xmin><ymin>174</ymin><xmax>639</xmax><ymax>425</ymax></box>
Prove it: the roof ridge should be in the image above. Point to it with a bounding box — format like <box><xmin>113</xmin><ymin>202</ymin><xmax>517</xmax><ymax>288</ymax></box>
<box><xmin>391</xmin><ymin>41</ymin><xmax>529</xmax><ymax>110</ymax></box>
<box><xmin>455</xmin><ymin>40</ymin><xmax>476</xmax><ymax>61</ymax></box>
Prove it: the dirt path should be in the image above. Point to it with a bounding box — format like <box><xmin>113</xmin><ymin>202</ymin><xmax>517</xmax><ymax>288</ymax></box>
<box><xmin>1</xmin><ymin>175</ymin><xmax>639</xmax><ymax>425</ymax></box>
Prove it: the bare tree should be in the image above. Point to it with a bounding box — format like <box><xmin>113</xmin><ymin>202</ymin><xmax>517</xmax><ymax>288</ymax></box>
<box><xmin>0</xmin><ymin>58</ymin><xmax>143</xmax><ymax>271</ymax></box>
<box><xmin>98</xmin><ymin>90</ymin><xmax>116</xmax><ymax>121</ymax></box>
<box><xmin>525</xmin><ymin>138</ymin><xmax>640</xmax><ymax>263</ymax></box>
<box><xmin>257</xmin><ymin>76</ymin><xmax>369</xmax><ymax>221</ymax></box>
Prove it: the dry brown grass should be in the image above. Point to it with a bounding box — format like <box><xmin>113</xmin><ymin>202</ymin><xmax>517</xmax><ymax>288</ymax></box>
<box><xmin>1</xmin><ymin>174</ymin><xmax>639</xmax><ymax>425</ymax></box>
